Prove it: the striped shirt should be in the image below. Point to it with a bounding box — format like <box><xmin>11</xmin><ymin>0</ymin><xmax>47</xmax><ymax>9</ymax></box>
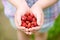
<box><xmin>2</xmin><ymin>0</ymin><xmax>60</xmax><ymax>25</ymax></box>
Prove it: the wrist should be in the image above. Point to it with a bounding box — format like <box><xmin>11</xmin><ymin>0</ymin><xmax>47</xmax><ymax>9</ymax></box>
<box><xmin>31</xmin><ymin>4</ymin><xmax>43</xmax><ymax>11</ymax></box>
<box><xmin>31</xmin><ymin>1</ymin><xmax>43</xmax><ymax>10</ymax></box>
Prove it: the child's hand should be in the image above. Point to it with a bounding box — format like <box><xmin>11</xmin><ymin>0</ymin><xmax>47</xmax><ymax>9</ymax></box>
<box><xmin>14</xmin><ymin>3</ymin><xmax>33</xmax><ymax>35</ymax></box>
<box><xmin>29</xmin><ymin>5</ymin><xmax>44</xmax><ymax>33</ymax></box>
<box><xmin>14</xmin><ymin>2</ymin><xmax>30</xmax><ymax>34</ymax></box>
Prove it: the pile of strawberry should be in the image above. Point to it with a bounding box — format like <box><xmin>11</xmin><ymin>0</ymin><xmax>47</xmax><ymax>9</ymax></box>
<box><xmin>21</xmin><ymin>13</ymin><xmax>38</xmax><ymax>28</ymax></box>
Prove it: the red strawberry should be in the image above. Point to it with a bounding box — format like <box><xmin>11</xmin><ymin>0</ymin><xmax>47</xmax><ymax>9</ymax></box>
<box><xmin>32</xmin><ymin>18</ymin><xmax>36</xmax><ymax>22</ymax></box>
<box><xmin>22</xmin><ymin>22</ymin><xmax>26</xmax><ymax>27</ymax></box>
<box><xmin>31</xmin><ymin>22</ymin><xmax>37</xmax><ymax>26</ymax></box>
<box><xmin>21</xmin><ymin>21</ymin><xmax>25</xmax><ymax>23</ymax></box>
<box><xmin>27</xmin><ymin>23</ymin><xmax>31</xmax><ymax>28</ymax></box>
<box><xmin>27</xmin><ymin>16</ymin><xmax>32</xmax><ymax>21</ymax></box>
<box><xmin>25</xmin><ymin>13</ymin><xmax>30</xmax><ymax>17</ymax></box>
<box><xmin>21</xmin><ymin>16</ymin><xmax>27</xmax><ymax>21</ymax></box>
<box><xmin>31</xmin><ymin>25</ymin><xmax>34</xmax><ymax>27</ymax></box>
<box><xmin>31</xmin><ymin>22</ymin><xmax>34</xmax><ymax>25</ymax></box>
<box><xmin>21</xmin><ymin>12</ymin><xmax>38</xmax><ymax>28</ymax></box>
<box><xmin>30</xmin><ymin>13</ymin><xmax>34</xmax><ymax>18</ymax></box>
<box><xmin>34</xmin><ymin>22</ymin><xmax>37</xmax><ymax>26</ymax></box>
<box><xmin>26</xmin><ymin>21</ymin><xmax>30</xmax><ymax>24</ymax></box>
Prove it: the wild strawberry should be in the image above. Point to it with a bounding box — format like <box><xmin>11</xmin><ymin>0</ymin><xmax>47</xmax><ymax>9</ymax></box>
<box><xmin>21</xmin><ymin>16</ymin><xmax>27</xmax><ymax>21</ymax></box>
<box><xmin>32</xmin><ymin>18</ymin><xmax>36</xmax><ymax>22</ymax></box>
<box><xmin>21</xmin><ymin>12</ymin><xmax>38</xmax><ymax>28</ymax></box>
<box><xmin>26</xmin><ymin>21</ymin><xmax>30</xmax><ymax>24</ymax></box>
<box><xmin>30</xmin><ymin>13</ymin><xmax>34</xmax><ymax>18</ymax></box>
<box><xmin>22</xmin><ymin>22</ymin><xmax>26</xmax><ymax>27</ymax></box>
<box><xmin>27</xmin><ymin>16</ymin><xmax>32</xmax><ymax>21</ymax></box>
<box><xmin>34</xmin><ymin>22</ymin><xmax>37</xmax><ymax>26</ymax></box>
<box><xmin>27</xmin><ymin>23</ymin><xmax>31</xmax><ymax>28</ymax></box>
<box><xmin>31</xmin><ymin>25</ymin><xmax>34</xmax><ymax>27</ymax></box>
<box><xmin>25</xmin><ymin>13</ymin><xmax>30</xmax><ymax>17</ymax></box>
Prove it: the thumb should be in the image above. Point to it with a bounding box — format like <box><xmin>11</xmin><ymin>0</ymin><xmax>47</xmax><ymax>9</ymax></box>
<box><xmin>36</xmin><ymin>10</ymin><xmax>44</xmax><ymax>26</ymax></box>
<box><xmin>17</xmin><ymin>16</ymin><xmax>21</xmax><ymax>25</ymax></box>
<box><xmin>37</xmin><ymin>14</ymin><xmax>41</xmax><ymax>25</ymax></box>
<box><xmin>14</xmin><ymin>13</ymin><xmax>21</xmax><ymax>27</ymax></box>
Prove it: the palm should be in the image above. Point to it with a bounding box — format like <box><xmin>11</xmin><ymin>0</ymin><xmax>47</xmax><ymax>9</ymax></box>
<box><xmin>30</xmin><ymin>5</ymin><xmax>44</xmax><ymax>32</ymax></box>
<box><xmin>14</xmin><ymin>1</ymin><xmax>31</xmax><ymax>34</ymax></box>
<box><xmin>14</xmin><ymin>0</ymin><xmax>44</xmax><ymax>34</ymax></box>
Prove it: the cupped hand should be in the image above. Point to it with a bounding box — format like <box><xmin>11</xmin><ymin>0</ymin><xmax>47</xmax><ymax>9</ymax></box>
<box><xmin>14</xmin><ymin>1</ymin><xmax>31</xmax><ymax>35</ymax></box>
<box><xmin>14</xmin><ymin>0</ymin><xmax>44</xmax><ymax>35</ymax></box>
<box><xmin>29</xmin><ymin>4</ymin><xmax>44</xmax><ymax>33</ymax></box>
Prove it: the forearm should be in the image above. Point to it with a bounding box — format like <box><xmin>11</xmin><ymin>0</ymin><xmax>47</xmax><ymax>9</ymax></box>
<box><xmin>36</xmin><ymin>0</ymin><xmax>58</xmax><ymax>9</ymax></box>
<box><xmin>8</xmin><ymin>0</ymin><xmax>19</xmax><ymax>7</ymax></box>
<box><xmin>8</xmin><ymin>0</ymin><xmax>25</xmax><ymax>8</ymax></box>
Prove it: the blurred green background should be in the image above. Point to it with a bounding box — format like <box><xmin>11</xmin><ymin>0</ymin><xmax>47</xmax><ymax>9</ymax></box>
<box><xmin>0</xmin><ymin>0</ymin><xmax>60</xmax><ymax>40</ymax></box>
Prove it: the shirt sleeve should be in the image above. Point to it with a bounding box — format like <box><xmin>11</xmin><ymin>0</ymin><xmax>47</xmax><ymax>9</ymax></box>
<box><xmin>2</xmin><ymin>0</ymin><xmax>16</xmax><ymax>18</ymax></box>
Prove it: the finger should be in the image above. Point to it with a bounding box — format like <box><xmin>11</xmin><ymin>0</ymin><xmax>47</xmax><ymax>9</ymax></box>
<box><xmin>37</xmin><ymin>13</ymin><xmax>41</xmax><ymax>25</ymax></box>
<box><xmin>31</xmin><ymin>8</ymin><xmax>41</xmax><ymax>25</ymax></box>
<box><xmin>17</xmin><ymin>26</ymin><xmax>25</xmax><ymax>30</ymax></box>
<box><xmin>25</xmin><ymin>28</ymin><xmax>29</xmax><ymax>32</ymax></box>
<box><xmin>17</xmin><ymin>15</ymin><xmax>21</xmax><ymax>25</ymax></box>
<box><xmin>15</xmin><ymin>10</ymin><xmax>22</xmax><ymax>26</ymax></box>
<box><xmin>28</xmin><ymin>28</ymin><xmax>33</xmax><ymax>32</ymax></box>
<box><xmin>14</xmin><ymin>14</ymin><xmax>20</xmax><ymax>28</ymax></box>
<box><xmin>36</xmin><ymin>8</ymin><xmax>44</xmax><ymax>25</ymax></box>
<box><xmin>15</xmin><ymin>16</ymin><xmax>25</xmax><ymax>32</ymax></box>
<box><xmin>28</xmin><ymin>32</ymin><xmax>32</xmax><ymax>35</ymax></box>
<box><xmin>38</xmin><ymin>11</ymin><xmax>44</xmax><ymax>26</ymax></box>
<box><xmin>31</xmin><ymin>7</ymin><xmax>44</xmax><ymax>26</ymax></box>
<box><xmin>25</xmin><ymin>32</ymin><xmax>29</xmax><ymax>35</ymax></box>
<box><xmin>32</xmin><ymin>26</ymin><xmax>41</xmax><ymax>31</ymax></box>
<box><xmin>25</xmin><ymin>32</ymin><xmax>32</xmax><ymax>35</ymax></box>
<box><xmin>15</xmin><ymin>13</ymin><xmax>25</xmax><ymax>30</ymax></box>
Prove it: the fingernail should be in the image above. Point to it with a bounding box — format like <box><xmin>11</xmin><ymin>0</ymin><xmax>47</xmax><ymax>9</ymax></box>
<box><xmin>29</xmin><ymin>32</ymin><xmax>32</xmax><ymax>35</ymax></box>
<box><xmin>25</xmin><ymin>28</ymin><xmax>29</xmax><ymax>32</ymax></box>
<box><xmin>29</xmin><ymin>28</ymin><xmax>31</xmax><ymax>30</ymax></box>
<box><xmin>25</xmin><ymin>32</ymin><xmax>29</xmax><ymax>34</ymax></box>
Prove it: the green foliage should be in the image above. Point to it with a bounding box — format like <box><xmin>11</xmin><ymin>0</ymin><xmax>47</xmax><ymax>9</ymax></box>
<box><xmin>48</xmin><ymin>14</ymin><xmax>60</xmax><ymax>40</ymax></box>
<box><xmin>30</xmin><ymin>34</ymin><xmax>35</xmax><ymax>40</ymax></box>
